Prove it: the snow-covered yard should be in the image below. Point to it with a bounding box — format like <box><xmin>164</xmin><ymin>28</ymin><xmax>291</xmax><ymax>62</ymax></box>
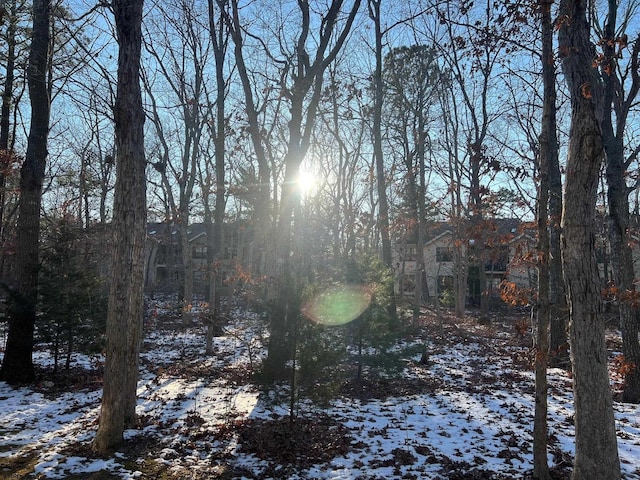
<box><xmin>1</xmin><ymin>304</ymin><xmax>640</xmax><ymax>479</ymax></box>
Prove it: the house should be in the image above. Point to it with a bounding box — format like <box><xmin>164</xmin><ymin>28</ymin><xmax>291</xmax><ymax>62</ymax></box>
<box><xmin>393</xmin><ymin>218</ymin><xmax>536</xmax><ymax>304</ymax></box>
<box><xmin>144</xmin><ymin>221</ymin><xmax>256</xmax><ymax>295</ymax></box>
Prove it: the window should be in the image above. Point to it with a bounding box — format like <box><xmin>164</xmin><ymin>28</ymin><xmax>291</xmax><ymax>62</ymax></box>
<box><xmin>192</xmin><ymin>246</ymin><xmax>207</xmax><ymax>259</ymax></box>
<box><xmin>401</xmin><ymin>246</ymin><xmax>417</xmax><ymax>261</ymax></box>
<box><xmin>436</xmin><ymin>246</ymin><xmax>453</xmax><ymax>262</ymax></box>
<box><xmin>485</xmin><ymin>246</ymin><xmax>509</xmax><ymax>272</ymax></box>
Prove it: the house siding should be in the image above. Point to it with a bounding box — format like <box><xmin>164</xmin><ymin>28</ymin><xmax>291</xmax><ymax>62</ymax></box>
<box><xmin>394</xmin><ymin>221</ymin><xmax>537</xmax><ymax>304</ymax></box>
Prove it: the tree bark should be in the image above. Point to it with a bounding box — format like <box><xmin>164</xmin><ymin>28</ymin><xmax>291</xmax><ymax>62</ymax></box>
<box><xmin>205</xmin><ymin>0</ymin><xmax>228</xmax><ymax>354</ymax></box>
<box><xmin>548</xmin><ymin>142</ymin><xmax>567</xmax><ymax>365</ymax></box>
<box><xmin>368</xmin><ymin>0</ymin><xmax>396</xmax><ymax>317</ymax></box>
<box><xmin>180</xmin><ymin>217</ymin><xmax>194</xmax><ymax>326</ymax></box>
<box><xmin>557</xmin><ymin>0</ymin><xmax>621</xmax><ymax>477</ymax></box>
<box><xmin>0</xmin><ymin>0</ymin><xmax>16</xmax><ymax>154</ymax></box>
<box><xmin>547</xmin><ymin>22</ymin><xmax>566</xmax><ymax>360</ymax></box>
<box><xmin>605</xmin><ymin>130</ymin><xmax>640</xmax><ymax>403</ymax></box>
<box><xmin>93</xmin><ymin>0</ymin><xmax>146</xmax><ymax>453</ymax></box>
<box><xmin>0</xmin><ymin>0</ymin><xmax>50</xmax><ymax>385</ymax></box>
<box><xmin>598</xmin><ymin>0</ymin><xmax>640</xmax><ymax>403</ymax></box>
<box><xmin>532</xmin><ymin>2</ymin><xmax>555</xmax><ymax>477</ymax></box>
<box><xmin>0</xmin><ymin>0</ymin><xmax>17</xmax><ymax>247</ymax></box>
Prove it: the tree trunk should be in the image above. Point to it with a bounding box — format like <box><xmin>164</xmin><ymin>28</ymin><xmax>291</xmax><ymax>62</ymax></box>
<box><xmin>205</xmin><ymin>0</ymin><xmax>227</xmax><ymax>355</ymax></box>
<box><xmin>454</xmin><ymin>242</ymin><xmax>467</xmax><ymax>317</ymax></box>
<box><xmin>414</xmin><ymin>116</ymin><xmax>428</xmax><ymax>317</ymax></box>
<box><xmin>0</xmin><ymin>0</ymin><xmax>50</xmax><ymax>385</ymax></box>
<box><xmin>0</xmin><ymin>0</ymin><xmax>15</xmax><ymax>154</ymax></box>
<box><xmin>548</xmin><ymin>155</ymin><xmax>567</xmax><ymax>365</ymax></box>
<box><xmin>532</xmin><ymin>2</ymin><xmax>555</xmax><ymax>478</ymax></box>
<box><xmin>93</xmin><ymin>0</ymin><xmax>146</xmax><ymax>453</ymax></box>
<box><xmin>227</xmin><ymin>0</ymin><xmax>272</xmax><ymax>276</ymax></box>
<box><xmin>369</xmin><ymin>0</ymin><xmax>396</xmax><ymax>317</ymax></box>
<box><xmin>605</xmin><ymin>126</ymin><xmax>640</xmax><ymax>402</ymax></box>
<box><xmin>599</xmin><ymin>0</ymin><xmax>640</xmax><ymax>403</ymax></box>
<box><xmin>0</xmin><ymin>0</ymin><xmax>17</xmax><ymax>251</ymax></box>
<box><xmin>180</xmin><ymin>215</ymin><xmax>194</xmax><ymax>326</ymax></box>
<box><xmin>469</xmin><ymin>144</ymin><xmax>487</xmax><ymax>315</ymax></box>
<box><xmin>546</xmin><ymin>7</ymin><xmax>568</xmax><ymax>367</ymax></box>
<box><xmin>607</xmin><ymin>170</ymin><xmax>640</xmax><ymax>403</ymax></box>
<box><xmin>558</xmin><ymin>0</ymin><xmax>621</xmax><ymax>476</ymax></box>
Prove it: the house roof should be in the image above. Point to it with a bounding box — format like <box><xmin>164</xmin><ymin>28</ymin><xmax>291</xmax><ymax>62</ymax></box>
<box><xmin>398</xmin><ymin>218</ymin><xmax>534</xmax><ymax>246</ymax></box>
<box><xmin>424</xmin><ymin>229</ymin><xmax>454</xmax><ymax>247</ymax></box>
<box><xmin>146</xmin><ymin>221</ymin><xmax>253</xmax><ymax>244</ymax></box>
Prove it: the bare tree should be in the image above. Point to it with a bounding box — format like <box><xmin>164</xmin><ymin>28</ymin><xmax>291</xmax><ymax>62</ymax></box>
<box><xmin>367</xmin><ymin>0</ymin><xmax>396</xmax><ymax>316</ymax></box>
<box><xmin>532</xmin><ymin>1</ymin><xmax>556</xmax><ymax>477</ymax></box>
<box><xmin>203</xmin><ymin>0</ymin><xmax>230</xmax><ymax>354</ymax></box>
<box><xmin>407</xmin><ymin>0</ymin><xmax>523</xmax><ymax>315</ymax></box>
<box><xmin>63</xmin><ymin>72</ymin><xmax>116</xmax><ymax>226</ymax></box>
<box><xmin>439</xmin><ymin>0</ymin><xmax>511</xmax><ymax>315</ymax></box>
<box><xmin>143</xmin><ymin>0</ymin><xmax>212</xmax><ymax>325</ymax></box>
<box><xmin>55</xmin><ymin>5</ymin><xmax>119</xmax><ymax>225</ymax></box>
<box><xmin>225</xmin><ymin>0</ymin><xmax>274</xmax><ymax>276</ymax></box>
<box><xmin>0</xmin><ymin>0</ymin><xmax>26</xmax><ymax>277</ymax></box>
<box><xmin>557</xmin><ymin>0</ymin><xmax>621</xmax><ymax>476</ymax></box>
<box><xmin>318</xmin><ymin>66</ymin><xmax>369</xmax><ymax>266</ymax></box>
<box><xmin>436</xmin><ymin>71</ymin><xmax>469</xmax><ymax>317</ymax></box>
<box><xmin>383</xmin><ymin>45</ymin><xmax>441</xmax><ymax>316</ymax></box>
<box><xmin>93</xmin><ymin>0</ymin><xmax>146</xmax><ymax>453</ymax></box>
<box><xmin>227</xmin><ymin>0</ymin><xmax>362</xmax><ymax>379</ymax></box>
<box><xmin>0</xmin><ymin>0</ymin><xmax>18</xmax><ymax>230</ymax></box>
<box><xmin>0</xmin><ymin>0</ymin><xmax>50</xmax><ymax>384</ymax></box>
<box><xmin>595</xmin><ymin>0</ymin><xmax>640</xmax><ymax>403</ymax></box>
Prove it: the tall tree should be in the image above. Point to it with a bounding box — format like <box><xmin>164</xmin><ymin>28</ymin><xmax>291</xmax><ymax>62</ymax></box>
<box><xmin>204</xmin><ymin>0</ymin><xmax>229</xmax><ymax>354</ymax></box>
<box><xmin>318</xmin><ymin>66</ymin><xmax>369</xmax><ymax>266</ymax></box>
<box><xmin>425</xmin><ymin>0</ymin><xmax>519</xmax><ymax>314</ymax></box>
<box><xmin>0</xmin><ymin>0</ymin><xmax>18</xmax><ymax>225</ymax></box>
<box><xmin>93</xmin><ymin>0</ymin><xmax>146</xmax><ymax>453</ymax></box>
<box><xmin>436</xmin><ymin>70</ymin><xmax>468</xmax><ymax>316</ymax></box>
<box><xmin>0</xmin><ymin>0</ymin><xmax>50</xmax><ymax>384</ymax></box>
<box><xmin>368</xmin><ymin>0</ymin><xmax>396</xmax><ymax>315</ymax></box>
<box><xmin>596</xmin><ymin>0</ymin><xmax>640</xmax><ymax>403</ymax></box>
<box><xmin>226</xmin><ymin>0</ymin><xmax>274</xmax><ymax>276</ymax></box>
<box><xmin>547</xmin><ymin>45</ymin><xmax>567</xmax><ymax>367</ymax></box>
<box><xmin>57</xmin><ymin>6</ymin><xmax>118</xmax><ymax>226</ymax></box>
<box><xmin>227</xmin><ymin>0</ymin><xmax>362</xmax><ymax>378</ymax></box>
<box><xmin>383</xmin><ymin>45</ymin><xmax>441</xmax><ymax>316</ymax></box>
<box><xmin>557</xmin><ymin>0</ymin><xmax>621</xmax><ymax>476</ymax></box>
<box><xmin>144</xmin><ymin>0</ymin><xmax>211</xmax><ymax>325</ymax></box>
<box><xmin>0</xmin><ymin>0</ymin><xmax>25</xmax><ymax>276</ymax></box>
<box><xmin>533</xmin><ymin>0</ymin><xmax>556</xmax><ymax>477</ymax></box>
<box><xmin>272</xmin><ymin>0</ymin><xmax>361</xmax><ymax>377</ymax></box>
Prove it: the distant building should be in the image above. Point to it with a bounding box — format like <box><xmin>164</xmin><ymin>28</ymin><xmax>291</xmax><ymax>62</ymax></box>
<box><xmin>393</xmin><ymin>218</ymin><xmax>536</xmax><ymax>305</ymax></box>
<box><xmin>144</xmin><ymin>221</ymin><xmax>256</xmax><ymax>295</ymax></box>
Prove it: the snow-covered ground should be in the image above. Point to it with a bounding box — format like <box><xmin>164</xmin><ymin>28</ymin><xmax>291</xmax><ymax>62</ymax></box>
<box><xmin>1</xmin><ymin>305</ymin><xmax>639</xmax><ymax>479</ymax></box>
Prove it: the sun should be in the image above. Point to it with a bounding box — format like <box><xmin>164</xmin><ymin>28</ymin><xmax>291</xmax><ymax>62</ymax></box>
<box><xmin>296</xmin><ymin>166</ymin><xmax>317</xmax><ymax>194</ymax></box>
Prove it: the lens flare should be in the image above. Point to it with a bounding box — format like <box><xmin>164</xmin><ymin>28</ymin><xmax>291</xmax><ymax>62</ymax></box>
<box><xmin>301</xmin><ymin>284</ymin><xmax>371</xmax><ymax>326</ymax></box>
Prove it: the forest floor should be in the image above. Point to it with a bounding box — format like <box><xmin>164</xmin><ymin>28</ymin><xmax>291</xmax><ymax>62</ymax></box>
<box><xmin>1</xmin><ymin>299</ymin><xmax>640</xmax><ymax>479</ymax></box>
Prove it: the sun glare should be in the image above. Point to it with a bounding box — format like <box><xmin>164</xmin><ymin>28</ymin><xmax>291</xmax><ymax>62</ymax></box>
<box><xmin>301</xmin><ymin>284</ymin><xmax>371</xmax><ymax>326</ymax></box>
<box><xmin>297</xmin><ymin>167</ymin><xmax>317</xmax><ymax>194</ymax></box>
